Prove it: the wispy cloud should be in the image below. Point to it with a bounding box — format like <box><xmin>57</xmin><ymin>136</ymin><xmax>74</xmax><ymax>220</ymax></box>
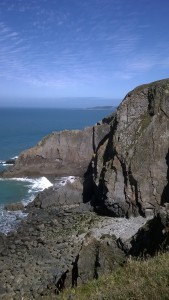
<box><xmin>0</xmin><ymin>0</ymin><xmax>168</xmax><ymax>95</ymax></box>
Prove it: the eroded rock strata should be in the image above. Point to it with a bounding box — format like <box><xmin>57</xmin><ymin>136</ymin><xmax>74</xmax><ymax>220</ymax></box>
<box><xmin>87</xmin><ymin>79</ymin><xmax>169</xmax><ymax>217</ymax></box>
<box><xmin>3</xmin><ymin>79</ymin><xmax>169</xmax><ymax>217</ymax></box>
<box><xmin>1</xmin><ymin>79</ymin><xmax>169</xmax><ymax>299</ymax></box>
<box><xmin>2</xmin><ymin>124</ymin><xmax>110</xmax><ymax>177</ymax></box>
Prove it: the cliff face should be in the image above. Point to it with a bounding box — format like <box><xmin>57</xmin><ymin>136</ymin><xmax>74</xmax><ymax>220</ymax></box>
<box><xmin>3</xmin><ymin>124</ymin><xmax>110</xmax><ymax>177</ymax></box>
<box><xmin>90</xmin><ymin>79</ymin><xmax>169</xmax><ymax>217</ymax></box>
<box><xmin>2</xmin><ymin>79</ymin><xmax>169</xmax><ymax>218</ymax></box>
<box><xmin>1</xmin><ymin>79</ymin><xmax>169</xmax><ymax>299</ymax></box>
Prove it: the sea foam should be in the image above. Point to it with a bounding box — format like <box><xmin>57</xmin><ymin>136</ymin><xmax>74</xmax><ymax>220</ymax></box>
<box><xmin>0</xmin><ymin>176</ymin><xmax>53</xmax><ymax>234</ymax></box>
<box><xmin>54</xmin><ymin>176</ymin><xmax>76</xmax><ymax>187</ymax></box>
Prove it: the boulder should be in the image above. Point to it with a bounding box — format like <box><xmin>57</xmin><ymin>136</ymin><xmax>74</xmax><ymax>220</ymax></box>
<box><xmin>27</xmin><ymin>177</ymin><xmax>90</xmax><ymax>211</ymax></box>
<box><xmin>122</xmin><ymin>206</ymin><xmax>169</xmax><ymax>257</ymax></box>
<box><xmin>56</xmin><ymin>233</ymin><xmax>126</xmax><ymax>290</ymax></box>
<box><xmin>76</xmin><ymin>233</ymin><xmax>125</xmax><ymax>285</ymax></box>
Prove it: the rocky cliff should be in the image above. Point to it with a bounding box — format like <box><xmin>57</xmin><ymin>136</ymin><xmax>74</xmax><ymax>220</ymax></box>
<box><xmin>88</xmin><ymin>79</ymin><xmax>169</xmax><ymax>217</ymax></box>
<box><xmin>1</xmin><ymin>79</ymin><xmax>169</xmax><ymax>299</ymax></box>
<box><xmin>2</xmin><ymin>124</ymin><xmax>110</xmax><ymax>177</ymax></box>
<box><xmin>2</xmin><ymin>79</ymin><xmax>169</xmax><ymax>218</ymax></box>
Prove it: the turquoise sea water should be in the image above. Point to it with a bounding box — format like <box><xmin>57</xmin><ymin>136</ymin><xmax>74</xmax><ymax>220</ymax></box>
<box><xmin>0</xmin><ymin>107</ymin><xmax>113</xmax><ymax>233</ymax></box>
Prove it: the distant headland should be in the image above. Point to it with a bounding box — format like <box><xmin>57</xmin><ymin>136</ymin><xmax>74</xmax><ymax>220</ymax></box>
<box><xmin>86</xmin><ymin>105</ymin><xmax>115</xmax><ymax>110</ymax></box>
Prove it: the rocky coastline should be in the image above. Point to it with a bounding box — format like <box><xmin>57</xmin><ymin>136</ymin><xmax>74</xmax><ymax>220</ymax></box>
<box><xmin>1</xmin><ymin>78</ymin><xmax>169</xmax><ymax>299</ymax></box>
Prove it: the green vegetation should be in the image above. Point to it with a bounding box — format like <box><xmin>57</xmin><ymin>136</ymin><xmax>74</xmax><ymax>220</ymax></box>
<box><xmin>137</xmin><ymin>113</ymin><xmax>151</xmax><ymax>136</ymax></box>
<box><xmin>38</xmin><ymin>132</ymin><xmax>55</xmax><ymax>147</ymax></box>
<box><xmin>56</xmin><ymin>252</ymin><xmax>169</xmax><ymax>300</ymax></box>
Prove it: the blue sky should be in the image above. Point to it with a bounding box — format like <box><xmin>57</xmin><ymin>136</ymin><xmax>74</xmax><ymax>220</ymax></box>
<box><xmin>0</xmin><ymin>0</ymin><xmax>169</xmax><ymax>107</ymax></box>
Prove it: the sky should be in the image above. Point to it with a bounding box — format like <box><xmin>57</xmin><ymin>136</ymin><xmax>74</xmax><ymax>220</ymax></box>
<box><xmin>0</xmin><ymin>0</ymin><xmax>169</xmax><ymax>107</ymax></box>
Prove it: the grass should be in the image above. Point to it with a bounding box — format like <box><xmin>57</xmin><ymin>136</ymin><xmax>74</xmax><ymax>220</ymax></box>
<box><xmin>55</xmin><ymin>252</ymin><xmax>169</xmax><ymax>300</ymax></box>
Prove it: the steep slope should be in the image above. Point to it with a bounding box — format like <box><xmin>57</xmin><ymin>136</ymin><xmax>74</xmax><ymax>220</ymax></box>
<box><xmin>2</xmin><ymin>124</ymin><xmax>110</xmax><ymax>177</ymax></box>
<box><xmin>2</xmin><ymin>79</ymin><xmax>169</xmax><ymax>217</ymax></box>
<box><xmin>1</xmin><ymin>79</ymin><xmax>169</xmax><ymax>299</ymax></box>
<box><xmin>89</xmin><ymin>79</ymin><xmax>169</xmax><ymax>217</ymax></box>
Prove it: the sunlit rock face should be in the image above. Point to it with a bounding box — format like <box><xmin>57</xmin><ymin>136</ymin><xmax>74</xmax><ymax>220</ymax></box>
<box><xmin>3</xmin><ymin>78</ymin><xmax>169</xmax><ymax>218</ymax></box>
<box><xmin>2</xmin><ymin>124</ymin><xmax>110</xmax><ymax>177</ymax></box>
<box><xmin>90</xmin><ymin>79</ymin><xmax>169</xmax><ymax>217</ymax></box>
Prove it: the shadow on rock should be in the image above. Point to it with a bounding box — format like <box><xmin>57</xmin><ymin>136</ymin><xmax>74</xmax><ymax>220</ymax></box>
<box><xmin>161</xmin><ymin>150</ymin><xmax>169</xmax><ymax>206</ymax></box>
<box><xmin>128</xmin><ymin>207</ymin><xmax>169</xmax><ymax>257</ymax></box>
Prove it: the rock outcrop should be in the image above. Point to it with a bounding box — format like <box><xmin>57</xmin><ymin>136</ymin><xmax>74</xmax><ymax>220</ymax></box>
<box><xmin>2</xmin><ymin>124</ymin><xmax>110</xmax><ymax>178</ymax></box>
<box><xmin>88</xmin><ymin>79</ymin><xmax>169</xmax><ymax>217</ymax></box>
<box><xmin>116</xmin><ymin>205</ymin><xmax>169</xmax><ymax>257</ymax></box>
<box><xmin>0</xmin><ymin>203</ymin><xmax>147</xmax><ymax>299</ymax></box>
<box><xmin>56</xmin><ymin>233</ymin><xmax>125</xmax><ymax>290</ymax></box>
<box><xmin>2</xmin><ymin>79</ymin><xmax>169</xmax><ymax>298</ymax></box>
<box><xmin>0</xmin><ymin>193</ymin><xmax>168</xmax><ymax>299</ymax></box>
<box><xmin>2</xmin><ymin>78</ymin><xmax>169</xmax><ymax>218</ymax></box>
<box><xmin>27</xmin><ymin>177</ymin><xmax>92</xmax><ymax>213</ymax></box>
<box><xmin>2</xmin><ymin>79</ymin><xmax>169</xmax><ymax>218</ymax></box>
<box><xmin>0</xmin><ymin>79</ymin><xmax>169</xmax><ymax>300</ymax></box>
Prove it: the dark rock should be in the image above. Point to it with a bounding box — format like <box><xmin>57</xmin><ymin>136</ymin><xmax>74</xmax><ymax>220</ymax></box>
<box><xmin>117</xmin><ymin>206</ymin><xmax>169</xmax><ymax>257</ymax></box>
<box><xmin>26</xmin><ymin>177</ymin><xmax>93</xmax><ymax>216</ymax></box>
<box><xmin>55</xmin><ymin>233</ymin><xmax>126</xmax><ymax>290</ymax></box>
<box><xmin>0</xmin><ymin>285</ymin><xmax>8</xmax><ymax>298</ymax></box>
<box><xmin>76</xmin><ymin>233</ymin><xmax>125</xmax><ymax>285</ymax></box>
<box><xmin>0</xmin><ymin>207</ymin><xmax>128</xmax><ymax>299</ymax></box>
<box><xmin>5</xmin><ymin>159</ymin><xmax>16</xmax><ymax>165</ymax></box>
<box><xmin>112</xmin><ymin>206</ymin><xmax>169</xmax><ymax>262</ymax></box>
<box><xmin>4</xmin><ymin>202</ymin><xmax>24</xmax><ymax>211</ymax></box>
<box><xmin>0</xmin><ymin>232</ymin><xmax>7</xmax><ymax>254</ymax></box>
<box><xmin>27</xmin><ymin>177</ymin><xmax>88</xmax><ymax>211</ymax></box>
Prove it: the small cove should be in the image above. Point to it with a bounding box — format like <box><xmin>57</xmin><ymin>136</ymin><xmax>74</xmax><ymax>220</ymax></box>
<box><xmin>0</xmin><ymin>107</ymin><xmax>113</xmax><ymax>232</ymax></box>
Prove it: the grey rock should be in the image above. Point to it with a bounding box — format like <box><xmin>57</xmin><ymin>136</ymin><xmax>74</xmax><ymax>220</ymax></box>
<box><xmin>87</xmin><ymin>79</ymin><xmax>169</xmax><ymax>217</ymax></box>
<box><xmin>2</xmin><ymin>124</ymin><xmax>110</xmax><ymax>178</ymax></box>
<box><xmin>1</xmin><ymin>78</ymin><xmax>169</xmax><ymax>299</ymax></box>
<box><xmin>76</xmin><ymin>233</ymin><xmax>125</xmax><ymax>285</ymax></box>
<box><xmin>27</xmin><ymin>177</ymin><xmax>86</xmax><ymax>211</ymax></box>
<box><xmin>117</xmin><ymin>206</ymin><xmax>169</xmax><ymax>257</ymax></box>
<box><xmin>4</xmin><ymin>202</ymin><xmax>24</xmax><ymax>211</ymax></box>
<box><xmin>0</xmin><ymin>233</ymin><xmax>7</xmax><ymax>254</ymax></box>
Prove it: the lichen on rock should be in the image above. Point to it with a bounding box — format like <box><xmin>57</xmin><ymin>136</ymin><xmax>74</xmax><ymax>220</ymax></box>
<box><xmin>86</xmin><ymin>79</ymin><xmax>169</xmax><ymax>217</ymax></box>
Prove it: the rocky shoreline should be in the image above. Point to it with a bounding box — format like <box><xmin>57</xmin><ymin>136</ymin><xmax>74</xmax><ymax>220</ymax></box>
<box><xmin>1</xmin><ymin>179</ymin><xmax>169</xmax><ymax>300</ymax></box>
<box><xmin>1</xmin><ymin>78</ymin><xmax>169</xmax><ymax>299</ymax></box>
<box><xmin>0</xmin><ymin>193</ymin><xmax>152</xmax><ymax>299</ymax></box>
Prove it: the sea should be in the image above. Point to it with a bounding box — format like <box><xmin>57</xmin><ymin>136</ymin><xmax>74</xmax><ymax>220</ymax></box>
<box><xmin>0</xmin><ymin>107</ymin><xmax>113</xmax><ymax>233</ymax></box>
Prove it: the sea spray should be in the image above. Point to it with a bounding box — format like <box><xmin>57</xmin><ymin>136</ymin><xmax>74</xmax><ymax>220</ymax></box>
<box><xmin>0</xmin><ymin>176</ymin><xmax>53</xmax><ymax>234</ymax></box>
<box><xmin>54</xmin><ymin>176</ymin><xmax>76</xmax><ymax>187</ymax></box>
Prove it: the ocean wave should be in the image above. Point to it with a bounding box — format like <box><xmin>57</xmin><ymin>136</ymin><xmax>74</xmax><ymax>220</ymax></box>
<box><xmin>0</xmin><ymin>176</ymin><xmax>52</xmax><ymax>188</ymax></box>
<box><xmin>0</xmin><ymin>177</ymin><xmax>53</xmax><ymax>233</ymax></box>
<box><xmin>0</xmin><ymin>209</ymin><xmax>28</xmax><ymax>235</ymax></box>
<box><xmin>54</xmin><ymin>176</ymin><xmax>76</xmax><ymax>187</ymax></box>
<box><xmin>0</xmin><ymin>176</ymin><xmax>53</xmax><ymax>203</ymax></box>
<box><xmin>0</xmin><ymin>156</ymin><xmax>18</xmax><ymax>166</ymax></box>
<box><xmin>0</xmin><ymin>176</ymin><xmax>78</xmax><ymax>234</ymax></box>
<box><xmin>27</xmin><ymin>177</ymin><xmax>53</xmax><ymax>192</ymax></box>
